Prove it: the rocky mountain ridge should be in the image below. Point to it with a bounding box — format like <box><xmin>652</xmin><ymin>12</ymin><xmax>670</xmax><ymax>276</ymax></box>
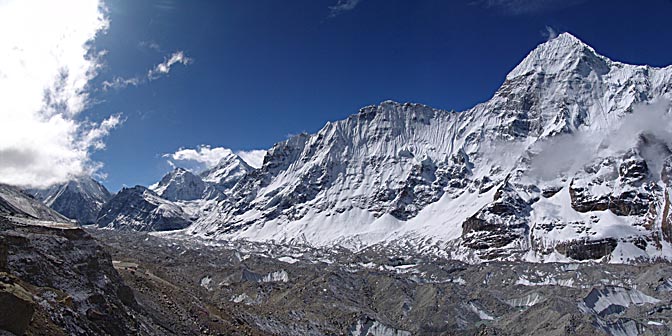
<box><xmin>96</xmin><ymin>185</ymin><xmax>192</xmax><ymax>232</ymax></box>
<box><xmin>178</xmin><ymin>33</ymin><xmax>672</xmax><ymax>263</ymax></box>
<box><xmin>23</xmin><ymin>33</ymin><xmax>672</xmax><ymax>265</ymax></box>
<box><xmin>28</xmin><ymin>176</ymin><xmax>112</xmax><ymax>224</ymax></box>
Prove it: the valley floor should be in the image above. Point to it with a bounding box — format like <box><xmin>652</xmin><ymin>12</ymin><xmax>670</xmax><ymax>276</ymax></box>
<box><xmin>87</xmin><ymin>228</ymin><xmax>672</xmax><ymax>336</ymax></box>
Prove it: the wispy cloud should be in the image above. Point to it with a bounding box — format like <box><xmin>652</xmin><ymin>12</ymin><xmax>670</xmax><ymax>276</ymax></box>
<box><xmin>328</xmin><ymin>0</ymin><xmax>362</xmax><ymax>17</ymax></box>
<box><xmin>148</xmin><ymin>51</ymin><xmax>193</xmax><ymax>80</ymax></box>
<box><xmin>153</xmin><ymin>0</ymin><xmax>176</xmax><ymax>11</ymax></box>
<box><xmin>0</xmin><ymin>0</ymin><xmax>121</xmax><ymax>188</ymax></box>
<box><xmin>474</xmin><ymin>0</ymin><xmax>587</xmax><ymax>15</ymax></box>
<box><xmin>529</xmin><ymin>99</ymin><xmax>672</xmax><ymax>181</ymax></box>
<box><xmin>139</xmin><ymin>40</ymin><xmax>162</xmax><ymax>52</ymax></box>
<box><xmin>544</xmin><ymin>26</ymin><xmax>559</xmax><ymax>40</ymax></box>
<box><xmin>102</xmin><ymin>51</ymin><xmax>193</xmax><ymax>90</ymax></box>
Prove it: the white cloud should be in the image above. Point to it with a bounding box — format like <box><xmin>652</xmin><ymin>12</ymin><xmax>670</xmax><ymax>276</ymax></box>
<box><xmin>102</xmin><ymin>50</ymin><xmax>193</xmax><ymax>90</ymax></box>
<box><xmin>102</xmin><ymin>76</ymin><xmax>141</xmax><ymax>90</ymax></box>
<box><xmin>148</xmin><ymin>51</ymin><xmax>193</xmax><ymax>80</ymax></box>
<box><xmin>164</xmin><ymin>146</ymin><xmax>267</xmax><ymax>172</ymax></box>
<box><xmin>544</xmin><ymin>26</ymin><xmax>559</xmax><ymax>40</ymax></box>
<box><xmin>236</xmin><ymin>150</ymin><xmax>267</xmax><ymax>169</ymax></box>
<box><xmin>166</xmin><ymin>145</ymin><xmax>235</xmax><ymax>169</ymax></box>
<box><xmin>0</xmin><ymin>0</ymin><xmax>119</xmax><ymax>188</ymax></box>
<box><xmin>529</xmin><ymin>99</ymin><xmax>672</xmax><ymax>181</ymax></box>
<box><xmin>329</xmin><ymin>0</ymin><xmax>362</xmax><ymax>17</ymax></box>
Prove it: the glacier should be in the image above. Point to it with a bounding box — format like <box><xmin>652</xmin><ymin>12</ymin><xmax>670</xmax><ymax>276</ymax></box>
<box><xmin>114</xmin><ymin>33</ymin><xmax>672</xmax><ymax>263</ymax></box>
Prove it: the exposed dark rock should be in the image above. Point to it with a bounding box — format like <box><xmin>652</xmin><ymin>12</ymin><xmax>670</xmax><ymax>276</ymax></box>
<box><xmin>0</xmin><ymin>237</ymin><xmax>6</xmax><ymax>272</ymax></box>
<box><xmin>541</xmin><ymin>186</ymin><xmax>563</xmax><ymax>198</ymax></box>
<box><xmin>569</xmin><ymin>180</ymin><xmax>656</xmax><ymax>217</ymax></box>
<box><xmin>462</xmin><ymin>182</ymin><xmax>530</xmax><ymax>257</ymax></box>
<box><xmin>555</xmin><ymin>238</ymin><xmax>618</xmax><ymax>260</ymax></box>
<box><xmin>0</xmin><ymin>273</ymin><xmax>35</xmax><ymax>336</ymax></box>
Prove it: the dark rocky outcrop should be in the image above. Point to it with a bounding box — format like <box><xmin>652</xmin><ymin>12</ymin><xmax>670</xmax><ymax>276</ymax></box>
<box><xmin>555</xmin><ymin>238</ymin><xmax>618</xmax><ymax>260</ymax></box>
<box><xmin>0</xmin><ymin>273</ymin><xmax>35</xmax><ymax>336</ymax></box>
<box><xmin>97</xmin><ymin>186</ymin><xmax>191</xmax><ymax>231</ymax></box>
<box><xmin>462</xmin><ymin>182</ymin><xmax>531</xmax><ymax>258</ymax></box>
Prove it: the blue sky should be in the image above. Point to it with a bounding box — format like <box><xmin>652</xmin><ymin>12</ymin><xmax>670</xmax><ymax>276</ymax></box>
<box><xmin>84</xmin><ymin>0</ymin><xmax>672</xmax><ymax>191</ymax></box>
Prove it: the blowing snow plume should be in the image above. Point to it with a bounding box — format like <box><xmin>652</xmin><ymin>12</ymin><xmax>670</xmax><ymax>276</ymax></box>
<box><xmin>0</xmin><ymin>0</ymin><xmax>118</xmax><ymax>188</ymax></box>
<box><xmin>529</xmin><ymin>99</ymin><xmax>672</xmax><ymax>181</ymax></box>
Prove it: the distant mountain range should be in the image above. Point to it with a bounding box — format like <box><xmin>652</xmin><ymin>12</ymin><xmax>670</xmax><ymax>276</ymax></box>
<box><xmin>24</xmin><ymin>33</ymin><xmax>672</xmax><ymax>263</ymax></box>
<box><xmin>28</xmin><ymin>177</ymin><xmax>111</xmax><ymax>224</ymax></box>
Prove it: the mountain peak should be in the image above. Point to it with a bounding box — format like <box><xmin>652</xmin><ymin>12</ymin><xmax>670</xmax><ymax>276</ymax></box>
<box><xmin>506</xmin><ymin>32</ymin><xmax>607</xmax><ymax>80</ymax></box>
<box><xmin>200</xmin><ymin>151</ymin><xmax>252</xmax><ymax>189</ymax></box>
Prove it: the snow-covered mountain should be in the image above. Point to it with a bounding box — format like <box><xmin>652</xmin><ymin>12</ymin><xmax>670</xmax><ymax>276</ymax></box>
<box><xmin>28</xmin><ymin>176</ymin><xmax>111</xmax><ymax>224</ymax></box>
<box><xmin>0</xmin><ymin>184</ymin><xmax>69</xmax><ymax>222</ymax></box>
<box><xmin>199</xmin><ymin>149</ymin><xmax>253</xmax><ymax>191</ymax></box>
<box><xmin>174</xmin><ymin>33</ymin><xmax>672</xmax><ymax>263</ymax></box>
<box><xmin>150</xmin><ymin>168</ymin><xmax>222</xmax><ymax>202</ymax></box>
<box><xmin>96</xmin><ymin>185</ymin><xmax>191</xmax><ymax>231</ymax></box>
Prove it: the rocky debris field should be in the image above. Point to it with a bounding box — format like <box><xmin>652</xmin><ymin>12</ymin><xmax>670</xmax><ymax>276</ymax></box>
<box><xmin>0</xmin><ymin>214</ymin><xmax>244</xmax><ymax>335</ymax></box>
<box><xmin>88</xmin><ymin>228</ymin><xmax>672</xmax><ymax>336</ymax></box>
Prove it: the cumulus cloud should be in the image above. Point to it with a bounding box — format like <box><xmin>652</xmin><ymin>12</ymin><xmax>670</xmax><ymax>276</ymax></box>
<box><xmin>475</xmin><ymin>0</ymin><xmax>587</xmax><ymax>15</ymax></box>
<box><xmin>166</xmin><ymin>145</ymin><xmax>236</xmax><ymax>170</ymax></box>
<box><xmin>328</xmin><ymin>0</ymin><xmax>362</xmax><ymax>17</ymax></box>
<box><xmin>164</xmin><ymin>145</ymin><xmax>266</xmax><ymax>172</ymax></box>
<box><xmin>0</xmin><ymin>0</ymin><xmax>120</xmax><ymax>188</ymax></box>
<box><xmin>102</xmin><ymin>51</ymin><xmax>193</xmax><ymax>90</ymax></box>
<box><xmin>237</xmin><ymin>150</ymin><xmax>267</xmax><ymax>169</ymax></box>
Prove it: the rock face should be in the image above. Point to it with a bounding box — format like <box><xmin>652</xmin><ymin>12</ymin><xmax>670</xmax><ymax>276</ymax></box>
<box><xmin>0</xmin><ymin>273</ymin><xmax>35</xmax><ymax>336</ymax></box>
<box><xmin>28</xmin><ymin>176</ymin><xmax>112</xmax><ymax>224</ymax></box>
<box><xmin>97</xmin><ymin>186</ymin><xmax>191</xmax><ymax>231</ymax></box>
<box><xmin>0</xmin><ymin>183</ymin><xmax>69</xmax><ymax>222</ymax></box>
<box><xmin>0</xmin><ymin>189</ymin><xmax>153</xmax><ymax>335</ymax></box>
<box><xmin>175</xmin><ymin>33</ymin><xmax>672</xmax><ymax>263</ymax></box>
<box><xmin>150</xmin><ymin>168</ymin><xmax>222</xmax><ymax>202</ymax></box>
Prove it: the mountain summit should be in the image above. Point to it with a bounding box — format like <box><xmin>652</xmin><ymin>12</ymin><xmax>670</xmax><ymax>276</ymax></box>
<box><xmin>101</xmin><ymin>34</ymin><xmax>672</xmax><ymax>264</ymax></box>
<box><xmin>28</xmin><ymin>177</ymin><xmax>111</xmax><ymax>224</ymax></box>
<box><xmin>506</xmin><ymin>32</ymin><xmax>608</xmax><ymax>80</ymax></box>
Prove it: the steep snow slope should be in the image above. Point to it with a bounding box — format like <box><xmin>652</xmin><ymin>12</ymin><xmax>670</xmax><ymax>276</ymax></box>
<box><xmin>183</xmin><ymin>33</ymin><xmax>672</xmax><ymax>262</ymax></box>
<box><xmin>200</xmin><ymin>149</ymin><xmax>253</xmax><ymax>191</ymax></box>
<box><xmin>28</xmin><ymin>176</ymin><xmax>111</xmax><ymax>224</ymax></box>
<box><xmin>150</xmin><ymin>167</ymin><xmax>225</xmax><ymax>222</ymax></box>
<box><xmin>97</xmin><ymin>186</ymin><xmax>191</xmax><ymax>231</ymax></box>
